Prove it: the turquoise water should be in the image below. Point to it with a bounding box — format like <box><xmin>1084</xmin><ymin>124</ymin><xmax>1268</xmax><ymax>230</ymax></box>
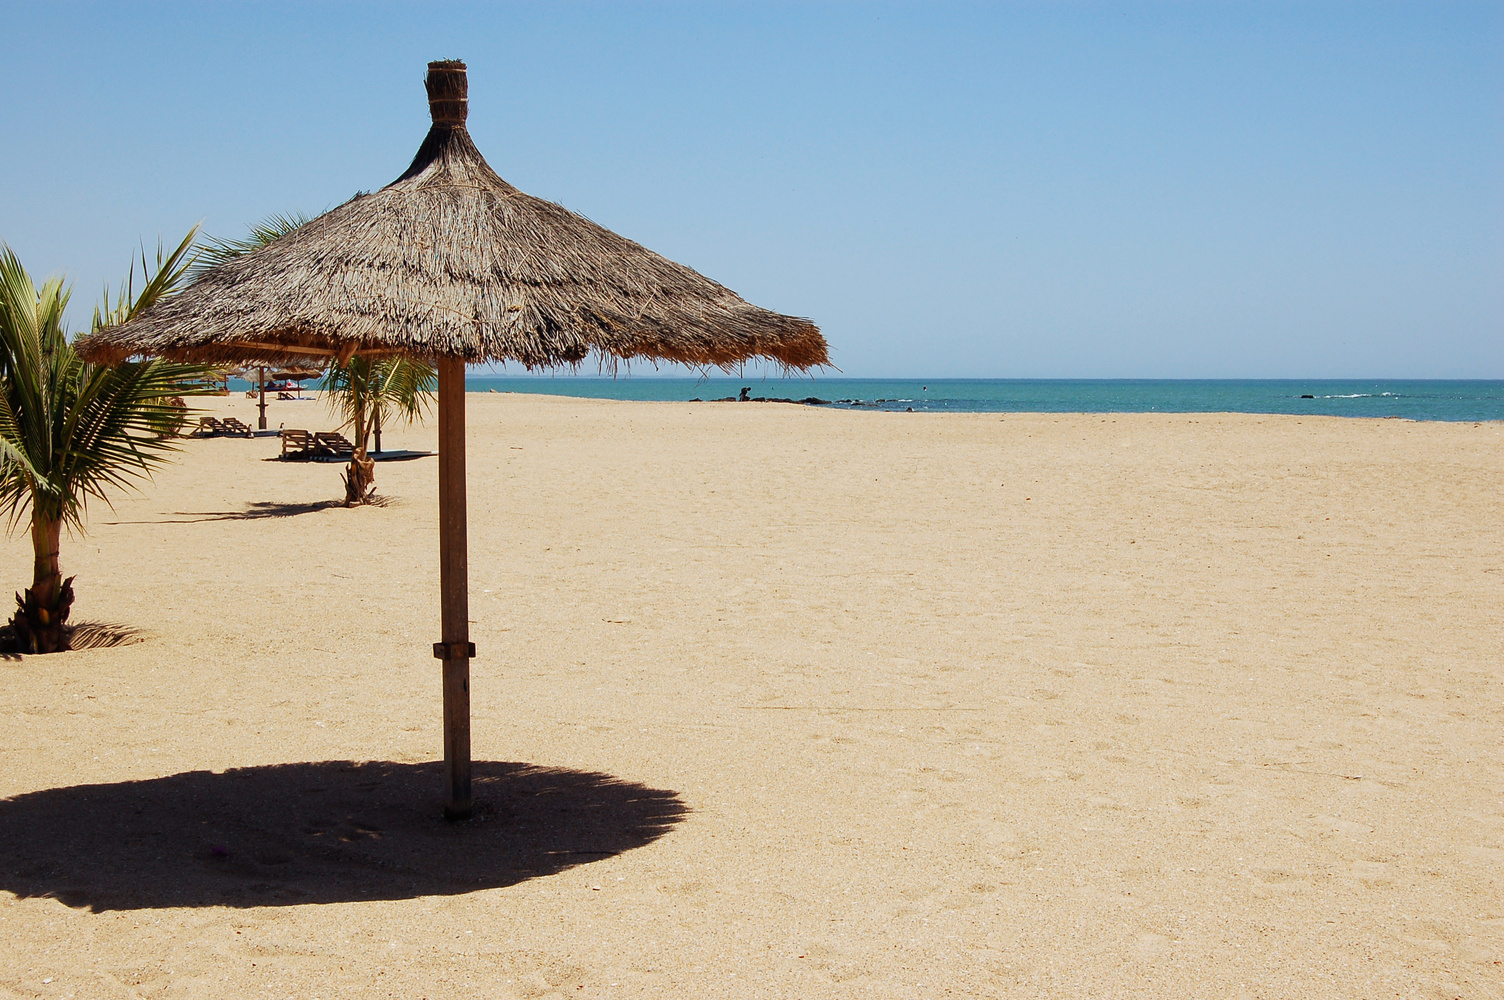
<box><xmin>462</xmin><ymin>377</ymin><xmax>1504</xmax><ymax>422</ymax></box>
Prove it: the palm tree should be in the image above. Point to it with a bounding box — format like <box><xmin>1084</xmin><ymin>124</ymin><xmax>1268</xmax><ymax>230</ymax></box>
<box><xmin>321</xmin><ymin>354</ymin><xmax>435</xmax><ymax>505</ymax></box>
<box><xmin>0</xmin><ymin>232</ymin><xmax>215</xmax><ymax>653</ymax></box>
<box><xmin>199</xmin><ymin>213</ymin><xmax>435</xmax><ymax>506</ymax></box>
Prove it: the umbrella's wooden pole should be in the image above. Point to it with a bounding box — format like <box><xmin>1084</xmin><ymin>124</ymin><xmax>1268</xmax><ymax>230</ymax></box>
<box><xmin>257</xmin><ymin>368</ymin><xmax>267</xmax><ymax>430</ymax></box>
<box><xmin>437</xmin><ymin>357</ymin><xmax>472</xmax><ymax>820</ymax></box>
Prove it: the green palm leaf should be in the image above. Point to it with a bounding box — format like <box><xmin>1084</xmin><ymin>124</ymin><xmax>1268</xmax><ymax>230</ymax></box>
<box><xmin>188</xmin><ymin>212</ymin><xmax>313</xmax><ymax>283</ymax></box>
<box><xmin>320</xmin><ymin>355</ymin><xmax>437</xmax><ymax>446</ymax></box>
<box><xmin>0</xmin><ymin>234</ymin><xmax>218</xmax><ymax>651</ymax></box>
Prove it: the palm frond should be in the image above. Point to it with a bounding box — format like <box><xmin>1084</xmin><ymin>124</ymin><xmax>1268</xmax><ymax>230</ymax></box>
<box><xmin>320</xmin><ymin>356</ymin><xmax>436</xmax><ymax>444</ymax></box>
<box><xmin>0</xmin><ymin>246</ymin><xmax>71</xmax><ymax>527</ymax></box>
<box><xmin>92</xmin><ymin>227</ymin><xmax>201</xmax><ymax>334</ymax></box>
<box><xmin>0</xmin><ymin>235</ymin><xmax>219</xmax><ymax>535</ymax></box>
<box><xmin>375</xmin><ymin>358</ymin><xmax>438</xmax><ymax>424</ymax></box>
<box><xmin>188</xmin><ymin>212</ymin><xmax>312</xmax><ymax>283</ymax></box>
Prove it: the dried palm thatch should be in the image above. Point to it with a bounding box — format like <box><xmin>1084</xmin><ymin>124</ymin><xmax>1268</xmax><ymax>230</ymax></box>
<box><xmin>76</xmin><ymin>61</ymin><xmax>827</xmax><ymax>373</ymax></box>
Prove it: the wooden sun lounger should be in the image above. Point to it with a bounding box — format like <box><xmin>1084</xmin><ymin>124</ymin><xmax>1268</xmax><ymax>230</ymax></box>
<box><xmin>220</xmin><ymin>417</ymin><xmax>253</xmax><ymax>438</ymax></box>
<box><xmin>189</xmin><ymin>416</ymin><xmax>225</xmax><ymax>438</ymax></box>
<box><xmin>280</xmin><ymin>429</ymin><xmax>313</xmax><ymax>459</ymax></box>
<box><xmin>313</xmin><ymin>431</ymin><xmax>355</xmax><ymax>459</ymax></box>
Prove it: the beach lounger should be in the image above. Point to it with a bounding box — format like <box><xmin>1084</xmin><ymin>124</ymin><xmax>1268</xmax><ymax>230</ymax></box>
<box><xmin>313</xmin><ymin>431</ymin><xmax>355</xmax><ymax>459</ymax></box>
<box><xmin>277</xmin><ymin>391</ymin><xmax>296</xmax><ymax>400</ymax></box>
<box><xmin>220</xmin><ymin>417</ymin><xmax>253</xmax><ymax>438</ymax></box>
<box><xmin>190</xmin><ymin>416</ymin><xmax>225</xmax><ymax>438</ymax></box>
<box><xmin>280</xmin><ymin>429</ymin><xmax>313</xmax><ymax>459</ymax></box>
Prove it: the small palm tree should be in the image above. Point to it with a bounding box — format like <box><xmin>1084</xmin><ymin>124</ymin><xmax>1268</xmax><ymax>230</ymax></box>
<box><xmin>0</xmin><ymin>233</ymin><xmax>215</xmax><ymax>653</ymax></box>
<box><xmin>199</xmin><ymin>213</ymin><xmax>435</xmax><ymax>506</ymax></box>
<box><xmin>321</xmin><ymin>354</ymin><xmax>435</xmax><ymax>505</ymax></box>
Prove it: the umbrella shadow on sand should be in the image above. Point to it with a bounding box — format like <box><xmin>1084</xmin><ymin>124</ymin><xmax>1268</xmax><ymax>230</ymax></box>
<box><xmin>0</xmin><ymin>760</ymin><xmax>687</xmax><ymax>911</ymax></box>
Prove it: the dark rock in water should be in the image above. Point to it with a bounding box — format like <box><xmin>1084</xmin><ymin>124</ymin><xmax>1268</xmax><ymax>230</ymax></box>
<box><xmin>1301</xmin><ymin>394</ymin><xmax>1315</xmax><ymax>399</ymax></box>
<box><xmin>716</xmin><ymin>396</ymin><xmax>736</xmax><ymax>402</ymax></box>
<box><xmin>906</xmin><ymin>406</ymin><xmax>913</xmax><ymax>412</ymax></box>
<box><xmin>801</xmin><ymin>397</ymin><xmax>830</xmax><ymax>405</ymax></box>
<box><xmin>689</xmin><ymin>397</ymin><xmax>702</xmax><ymax>402</ymax></box>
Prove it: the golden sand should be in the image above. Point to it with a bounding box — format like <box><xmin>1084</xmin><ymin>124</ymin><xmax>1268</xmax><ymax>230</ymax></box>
<box><xmin>1</xmin><ymin>392</ymin><xmax>1500</xmax><ymax>997</ymax></box>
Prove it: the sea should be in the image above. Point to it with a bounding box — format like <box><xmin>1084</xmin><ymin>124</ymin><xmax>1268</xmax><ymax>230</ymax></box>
<box><xmin>457</xmin><ymin>377</ymin><xmax>1504</xmax><ymax>423</ymax></box>
<box><xmin>228</xmin><ymin>375</ymin><xmax>1503</xmax><ymax>422</ymax></box>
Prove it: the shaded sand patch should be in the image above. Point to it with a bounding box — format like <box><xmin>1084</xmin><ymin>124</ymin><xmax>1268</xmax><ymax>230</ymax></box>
<box><xmin>0</xmin><ymin>760</ymin><xmax>686</xmax><ymax>910</ymax></box>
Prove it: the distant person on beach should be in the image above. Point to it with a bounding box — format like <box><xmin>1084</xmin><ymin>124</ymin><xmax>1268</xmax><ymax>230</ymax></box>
<box><xmin>739</xmin><ymin>387</ymin><xmax>751</xmax><ymax>401</ymax></box>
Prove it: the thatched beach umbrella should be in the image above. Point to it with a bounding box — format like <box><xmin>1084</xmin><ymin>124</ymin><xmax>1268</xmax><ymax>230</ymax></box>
<box><xmin>272</xmin><ymin>366</ymin><xmax>320</xmax><ymax>405</ymax></box>
<box><xmin>77</xmin><ymin>60</ymin><xmax>827</xmax><ymax>819</ymax></box>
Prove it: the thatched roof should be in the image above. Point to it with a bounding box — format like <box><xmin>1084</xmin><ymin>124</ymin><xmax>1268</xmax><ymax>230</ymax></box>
<box><xmin>77</xmin><ymin>61</ymin><xmax>827</xmax><ymax>372</ymax></box>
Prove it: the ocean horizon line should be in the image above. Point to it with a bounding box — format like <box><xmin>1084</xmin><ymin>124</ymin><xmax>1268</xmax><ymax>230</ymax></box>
<box><xmin>457</xmin><ymin>376</ymin><xmax>1504</xmax><ymax>423</ymax></box>
<box><xmin>463</xmin><ymin>375</ymin><xmax>1503</xmax><ymax>382</ymax></box>
<box><xmin>224</xmin><ymin>375</ymin><xmax>1503</xmax><ymax>422</ymax></box>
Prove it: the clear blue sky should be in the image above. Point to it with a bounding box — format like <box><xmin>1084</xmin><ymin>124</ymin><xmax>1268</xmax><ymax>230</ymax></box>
<box><xmin>2</xmin><ymin>2</ymin><xmax>1499</xmax><ymax>377</ymax></box>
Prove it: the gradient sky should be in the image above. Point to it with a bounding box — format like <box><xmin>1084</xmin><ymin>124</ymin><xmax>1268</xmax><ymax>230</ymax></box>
<box><xmin>2</xmin><ymin>2</ymin><xmax>1499</xmax><ymax>377</ymax></box>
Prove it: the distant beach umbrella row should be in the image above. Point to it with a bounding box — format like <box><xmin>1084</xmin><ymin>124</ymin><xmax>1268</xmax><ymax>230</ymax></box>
<box><xmin>227</xmin><ymin>367</ymin><xmax>322</xmax><ymax>381</ymax></box>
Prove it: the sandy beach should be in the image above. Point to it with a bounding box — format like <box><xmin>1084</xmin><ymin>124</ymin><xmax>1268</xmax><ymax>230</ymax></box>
<box><xmin>0</xmin><ymin>391</ymin><xmax>1500</xmax><ymax>998</ymax></box>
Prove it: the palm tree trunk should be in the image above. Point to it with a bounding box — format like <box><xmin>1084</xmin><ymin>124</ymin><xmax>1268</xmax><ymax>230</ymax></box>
<box><xmin>11</xmin><ymin>517</ymin><xmax>73</xmax><ymax>653</ymax></box>
<box><xmin>343</xmin><ymin>396</ymin><xmax>377</xmax><ymax>505</ymax></box>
